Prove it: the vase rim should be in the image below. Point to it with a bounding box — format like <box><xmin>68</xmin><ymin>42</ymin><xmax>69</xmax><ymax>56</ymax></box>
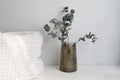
<box><xmin>64</xmin><ymin>42</ymin><xmax>75</xmax><ymax>45</ymax></box>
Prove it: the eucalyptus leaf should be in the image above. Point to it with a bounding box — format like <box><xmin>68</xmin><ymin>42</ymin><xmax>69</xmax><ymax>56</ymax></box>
<box><xmin>56</xmin><ymin>21</ymin><xmax>62</xmax><ymax>28</ymax></box>
<box><xmin>67</xmin><ymin>28</ymin><xmax>72</xmax><ymax>31</ymax></box>
<box><xmin>44</xmin><ymin>24</ymin><xmax>50</xmax><ymax>32</ymax></box>
<box><xmin>50</xmin><ymin>18</ymin><xmax>58</xmax><ymax>24</ymax></box>
<box><xmin>63</xmin><ymin>6</ymin><xmax>69</xmax><ymax>12</ymax></box>
<box><xmin>71</xmin><ymin>9</ymin><xmax>75</xmax><ymax>14</ymax></box>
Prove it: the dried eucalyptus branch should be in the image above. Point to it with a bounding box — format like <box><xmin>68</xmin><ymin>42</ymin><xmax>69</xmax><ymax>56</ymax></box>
<box><xmin>43</xmin><ymin>6</ymin><xmax>75</xmax><ymax>44</ymax></box>
<box><xmin>43</xmin><ymin>6</ymin><xmax>97</xmax><ymax>45</ymax></box>
<box><xmin>74</xmin><ymin>32</ymin><xmax>98</xmax><ymax>45</ymax></box>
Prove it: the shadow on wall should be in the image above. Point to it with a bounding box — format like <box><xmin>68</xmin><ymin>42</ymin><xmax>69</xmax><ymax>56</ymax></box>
<box><xmin>117</xmin><ymin>1</ymin><xmax>120</xmax><ymax>65</ymax></box>
<box><xmin>40</xmin><ymin>28</ymin><xmax>61</xmax><ymax>65</ymax></box>
<box><xmin>117</xmin><ymin>28</ymin><xmax>120</xmax><ymax>65</ymax></box>
<box><xmin>118</xmin><ymin>41</ymin><xmax>120</xmax><ymax>65</ymax></box>
<box><xmin>118</xmin><ymin>15</ymin><xmax>120</xmax><ymax>65</ymax></box>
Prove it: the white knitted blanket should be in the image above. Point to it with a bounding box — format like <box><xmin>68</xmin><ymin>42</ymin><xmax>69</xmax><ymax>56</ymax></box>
<box><xmin>0</xmin><ymin>33</ymin><xmax>44</xmax><ymax>80</ymax></box>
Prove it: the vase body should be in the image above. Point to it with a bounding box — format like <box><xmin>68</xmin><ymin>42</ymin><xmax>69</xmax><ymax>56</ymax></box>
<box><xmin>60</xmin><ymin>43</ymin><xmax>77</xmax><ymax>72</ymax></box>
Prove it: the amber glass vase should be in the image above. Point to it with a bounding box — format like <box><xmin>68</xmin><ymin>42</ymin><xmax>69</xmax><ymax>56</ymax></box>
<box><xmin>60</xmin><ymin>43</ymin><xmax>77</xmax><ymax>72</ymax></box>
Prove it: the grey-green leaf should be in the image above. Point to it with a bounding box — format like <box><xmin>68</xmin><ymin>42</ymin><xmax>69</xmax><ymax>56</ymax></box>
<box><xmin>44</xmin><ymin>24</ymin><xmax>50</xmax><ymax>32</ymax></box>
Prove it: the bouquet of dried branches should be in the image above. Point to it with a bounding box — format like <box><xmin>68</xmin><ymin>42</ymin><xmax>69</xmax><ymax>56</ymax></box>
<box><xmin>44</xmin><ymin>6</ymin><xmax>97</xmax><ymax>45</ymax></box>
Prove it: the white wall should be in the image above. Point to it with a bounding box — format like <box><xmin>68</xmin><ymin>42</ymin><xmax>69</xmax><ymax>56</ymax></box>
<box><xmin>0</xmin><ymin>0</ymin><xmax>120</xmax><ymax>65</ymax></box>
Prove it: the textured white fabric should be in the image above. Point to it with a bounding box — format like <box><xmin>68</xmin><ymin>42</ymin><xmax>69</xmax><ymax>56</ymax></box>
<box><xmin>4</xmin><ymin>31</ymin><xmax>43</xmax><ymax>59</ymax></box>
<box><xmin>0</xmin><ymin>32</ymin><xmax>44</xmax><ymax>80</ymax></box>
<box><xmin>4</xmin><ymin>31</ymin><xmax>44</xmax><ymax>73</ymax></box>
<box><xmin>30</xmin><ymin>58</ymin><xmax>44</xmax><ymax>74</ymax></box>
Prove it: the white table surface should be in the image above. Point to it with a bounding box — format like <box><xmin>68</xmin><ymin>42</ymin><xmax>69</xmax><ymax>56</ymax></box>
<box><xmin>44</xmin><ymin>65</ymin><xmax>120</xmax><ymax>80</ymax></box>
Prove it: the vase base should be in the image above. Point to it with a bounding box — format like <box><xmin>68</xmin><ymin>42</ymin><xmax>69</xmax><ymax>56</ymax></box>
<box><xmin>60</xmin><ymin>66</ymin><xmax>77</xmax><ymax>72</ymax></box>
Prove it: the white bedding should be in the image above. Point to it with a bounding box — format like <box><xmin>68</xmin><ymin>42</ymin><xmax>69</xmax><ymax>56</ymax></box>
<box><xmin>0</xmin><ymin>32</ymin><xmax>44</xmax><ymax>80</ymax></box>
<box><xmin>4</xmin><ymin>31</ymin><xmax>43</xmax><ymax>59</ymax></box>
